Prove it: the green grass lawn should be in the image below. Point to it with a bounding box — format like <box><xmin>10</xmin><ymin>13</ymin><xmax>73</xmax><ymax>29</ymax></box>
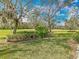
<box><xmin>0</xmin><ymin>29</ymin><xmax>77</xmax><ymax>59</ymax></box>
<box><xmin>0</xmin><ymin>30</ymin><xmax>12</xmax><ymax>39</ymax></box>
<box><xmin>0</xmin><ymin>29</ymin><xmax>35</xmax><ymax>39</ymax></box>
<box><xmin>0</xmin><ymin>38</ymin><xmax>71</xmax><ymax>59</ymax></box>
<box><xmin>0</xmin><ymin>29</ymin><xmax>77</xmax><ymax>39</ymax></box>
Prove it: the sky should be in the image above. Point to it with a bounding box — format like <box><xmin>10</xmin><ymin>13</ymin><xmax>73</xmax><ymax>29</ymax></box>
<box><xmin>0</xmin><ymin>0</ymin><xmax>79</xmax><ymax>26</ymax></box>
<box><xmin>54</xmin><ymin>0</ymin><xmax>79</xmax><ymax>25</ymax></box>
<box><xmin>27</xmin><ymin>0</ymin><xmax>79</xmax><ymax>26</ymax></box>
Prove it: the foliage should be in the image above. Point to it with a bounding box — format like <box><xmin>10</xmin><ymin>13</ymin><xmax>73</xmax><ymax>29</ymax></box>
<box><xmin>35</xmin><ymin>25</ymin><xmax>48</xmax><ymax>37</ymax></box>
<box><xmin>74</xmin><ymin>32</ymin><xmax>79</xmax><ymax>43</ymax></box>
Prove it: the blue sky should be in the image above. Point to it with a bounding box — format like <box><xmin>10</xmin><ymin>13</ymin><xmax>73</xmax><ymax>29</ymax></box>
<box><xmin>30</xmin><ymin>0</ymin><xmax>79</xmax><ymax>25</ymax></box>
<box><xmin>0</xmin><ymin>0</ymin><xmax>79</xmax><ymax>26</ymax></box>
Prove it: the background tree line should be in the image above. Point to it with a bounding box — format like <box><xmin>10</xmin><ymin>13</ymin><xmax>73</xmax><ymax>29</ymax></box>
<box><xmin>0</xmin><ymin>0</ymin><xmax>75</xmax><ymax>34</ymax></box>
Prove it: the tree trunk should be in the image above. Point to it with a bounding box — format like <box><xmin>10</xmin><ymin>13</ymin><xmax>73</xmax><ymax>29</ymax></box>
<box><xmin>48</xmin><ymin>14</ymin><xmax>52</xmax><ymax>33</ymax></box>
<box><xmin>13</xmin><ymin>26</ymin><xmax>17</xmax><ymax>34</ymax></box>
<box><xmin>13</xmin><ymin>20</ymin><xmax>18</xmax><ymax>34</ymax></box>
<box><xmin>48</xmin><ymin>19</ymin><xmax>51</xmax><ymax>32</ymax></box>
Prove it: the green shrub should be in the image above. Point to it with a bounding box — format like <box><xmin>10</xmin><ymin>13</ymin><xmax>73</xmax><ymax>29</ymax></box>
<box><xmin>74</xmin><ymin>32</ymin><xmax>79</xmax><ymax>43</ymax></box>
<box><xmin>35</xmin><ymin>25</ymin><xmax>48</xmax><ymax>38</ymax></box>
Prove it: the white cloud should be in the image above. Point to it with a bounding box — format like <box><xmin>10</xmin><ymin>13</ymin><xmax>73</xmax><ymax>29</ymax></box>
<box><xmin>21</xmin><ymin>17</ymin><xmax>29</xmax><ymax>22</ymax></box>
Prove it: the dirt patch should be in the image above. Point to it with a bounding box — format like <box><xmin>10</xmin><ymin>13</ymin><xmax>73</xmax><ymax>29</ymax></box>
<box><xmin>67</xmin><ymin>39</ymin><xmax>78</xmax><ymax>59</ymax></box>
<box><xmin>0</xmin><ymin>39</ymin><xmax>7</xmax><ymax>43</ymax></box>
<box><xmin>0</xmin><ymin>40</ymin><xmax>7</xmax><ymax>47</ymax></box>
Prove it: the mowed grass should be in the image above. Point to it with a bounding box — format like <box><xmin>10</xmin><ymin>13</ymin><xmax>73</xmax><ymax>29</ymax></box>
<box><xmin>0</xmin><ymin>30</ymin><xmax>12</xmax><ymax>39</ymax></box>
<box><xmin>0</xmin><ymin>29</ymin><xmax>35</xmax><ymax>39</ymax></box>
<box><xmin>0</xmin><ymin>29</ymin><xmax>77</xmax><ymax>59</ymax></box>
<box><xmin>0</xmin><ymin>29</ymin><xmax>78</xmax><ymax>39</ymax></box>
<box><xmin>0</xmin><ymin>38</ymin><xmax>71</xmax><ymax>59</ymax></box>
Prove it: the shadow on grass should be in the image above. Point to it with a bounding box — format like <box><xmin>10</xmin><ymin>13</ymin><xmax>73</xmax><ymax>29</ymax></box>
<box><xmin>19</xmin><ymin>37</ymin><xmax>71</xmax><ymax>49</ymax></box>
<box><xmin>16</xmin><ymin>31</ymin><xmax>72</xmax><ymax>49</ymax></box>
<box><xmin>0</xmin><ymin>47</ymin><xmax>31</xmax><ymax>56</ymax></box>
<box><xmin>0</xmin><ymin>36</ymin><xmax>71</xmax><ymax>57</ymax></box>
<box><xmin>17</xmin><ymin>31</ymin><xmax>35</xmax><ymax>35</ymax></box>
